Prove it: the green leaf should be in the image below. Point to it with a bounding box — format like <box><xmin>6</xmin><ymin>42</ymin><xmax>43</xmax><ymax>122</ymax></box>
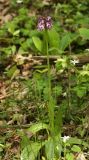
<box><xmin>74</xmin><ymin>86</ymin><xmax>87</xmax><ymax>98</ymax></box>
<box><xmin>21</xmin><ymin>133</ymin><xmax>30</xmax><ymax>150</ymax></box>
<box><xmin>79</xmin><ymin>28</ymin><xmax>89</xmax><ymax>39</ymax></box>
<box><xmin>55</xmin><ymin>106</ymin><xmax>62</xmax><ymax>135</ymax></box>
<box><xmin>59</xmin><ymin>33</ymin><xmax>71</xmax><ymax>51</ymax></box>
<box><xmin>59</xmin><ymin>33</ymin><xmax>78</xmax><ymax>51</ymax></box>
<box><xmin>6</xmin><ymin>65</ymin><xmax>19</xmax><ymax>78</ymax></box>
<box><xmin>67</xmin><ymin>137</ymin><xmax>82</xmax><ymax>145</ymax></box>
<box><xmin>45</xmin><ymin>136</ymin><xmax>62</xmax><ymax>160</ymax></box>
<box><xmin>0</xmin><ymin>143</ymin><xmax>5</xmax><ymax>152</ymax></box>
<box><xmin>27</xmin><ymin>123</ymin><xmax>48</xmax><ymax>134</ymax></box>
<box><xmin>13</xmin><ymin>30</ymin><xmax>20</xmax><ymax>36</ymax></box>
<box><xmin>45</xmin><ymin>138</ymin><xmax>54</xmax><ymax>160</ymax></box>
<box><xmin>11</xmin><ymin>45</ymin><xmax>16</xmax><ymax>54</ymax></box>
<box><xmin>32</xmin><ymin>36</ymin><xmax>42</xmax><ymax>52</ymax></box>
<box><xmin>36</xmin><ymin>68</ymin><xmax>48</xmax><ymax>73</ymax></box>
<box><xmin>53</xmin><ymin>85</ymin><xmax>62</xmax><ymax>97</ymax></box>
<box><xmin>71</xmin><ymin>145</ymin><xmax>81</xmax><ymax>152</ymax></box>
<box><xmin>21</xmin><ymin>142</ymin><xmax>45</xmax><ymax>160</ymax></box>
<box><xmin>7</xmin><ymin>22</ymin><xmax>17</xmax><ymax>34</ymax></box>
<box><xmin>48</xmin><ymin>28</ymin><xmax>60</xmax><ymax>52</ymax></box>
<box><xmin>54</xmin><ymin>135</ymin><xmax>62</xmax><ymax>158</ymax></box>
<box><xmin>55</xmin><ymin>57</ymin><xmax>67</xmax><ymax>71</ymax></box>
<box><xmin>48</xmin><ymin>97</ymin><xmax>55</xmax><ymax>134</ymax></box>
<box><xmin>66</xmin><ymin>153</ymin><xmax>74</xmax><ymax>160</ymax></box>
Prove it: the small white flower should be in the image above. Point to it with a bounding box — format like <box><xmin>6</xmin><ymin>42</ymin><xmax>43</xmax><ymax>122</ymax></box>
<box><xmin>62</xmin><ymin>136</ymin><xmax>70</xmax><ymax>143</ymax></box>
<box><xmin>70</xmin><ymin>59</ymin><xmax>79</xmax><ymax>65</ymax></box>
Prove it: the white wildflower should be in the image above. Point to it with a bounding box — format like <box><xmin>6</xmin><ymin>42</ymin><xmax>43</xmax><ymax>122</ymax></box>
<box><xmin>62</xmin><ymin>136</ymin><xmax>70</xmax><ymax>143</ymax></box>
<box><xmin>70</xmin><ymin>59</ymin><xmax>79</xmax><ymax>65</ymax></box>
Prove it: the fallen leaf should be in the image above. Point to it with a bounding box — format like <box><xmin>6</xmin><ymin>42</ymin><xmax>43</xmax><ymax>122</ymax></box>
<box><xmin>76</xmin><ymin>153</ymin><xmax>86</xmax><ymax>160</ymax></box>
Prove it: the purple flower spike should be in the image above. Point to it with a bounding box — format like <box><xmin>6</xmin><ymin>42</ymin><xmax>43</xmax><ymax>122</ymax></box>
<box><xmin>37</xmin><ymin>16</ymin><xmax>52</xmax><ymax>31</ymax></box>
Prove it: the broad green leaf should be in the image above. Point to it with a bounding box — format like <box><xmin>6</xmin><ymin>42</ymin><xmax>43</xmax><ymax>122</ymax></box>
<box><xmin>27</xmin><ymin>123</ymin><xmax>48</xmax><ymax>134</ymax></box>
<box><xmin>20</xmin><ymin>132</ymin><xmax>30</xmax><ymax>150</ymax></box>
<box><xmin>21</xmin><ymin>38</ymin><xmax>32</xmax><ymax>51</ymax></box>
<box><xmin>7</xmin><ymin>22</ymin><xmax>17</xmax><ymax>34</ymax></box>
<box><xmin>59</xmin><ymin>33</ymin><xmax>78</xmax><ymax>51</ymax></box>
<box><xmin>66</xmin><ymin>153</ymin><xmax>74</xmax><ymax>160</ymax></box>
<box><xmin>76</xmin><ymin>88</ymin><xmax>86</xmax><ymax>98</ymax></box>
<box><xmin>45</xmin><ymin>136</ymin><xmax>62</xmax><ymax>160</ymax></box>
<box><xmin>54</xmin><ymin>135</ymin><xmax>62</xmax><ymax>158</ymax></box>
<box><xmin>73</xmin><ymin>86</ymin><xmax>86</xmax><ymax>98</ymax></box>
<box><xmin>71</xmin><ymin>145</ymin><xmax>81</xmax><ymax>152</ymax></box>
<box><xmin>48</xmin><ymin>47</ymin><xmax>63</xmax><ymax>54</ymax></box>
<box><xmin>48</xmin><ymin>28</ymin><xmax>60</xmax><ymax>51</ymax></box>
<box><xmin>79</xmin><ymin>28</ymin><xmax>89</xmax><ymax>39</ymax></box>
<box><xmin>21</xmin><ymin>142</ymin><xmax>45</xmax><ymax>160</ymax></box>
<box><xmin>32</xmin><ymin>36</ymin><xmax>42</xmax><ymax>52</ymax></box>
<box><xmin>59</xmin><ymin>33</ymin><xmax>71</xmax><ymax>51</ymax></box>
<box><xmin>45</xmin><ymin>138</ymin><xmax>54</xmax><ymax>160</ymax></box>
<box><xmin>67</xmin><ymin>137</ymin><xmax>82</xmax><ymax>145</ymax></box>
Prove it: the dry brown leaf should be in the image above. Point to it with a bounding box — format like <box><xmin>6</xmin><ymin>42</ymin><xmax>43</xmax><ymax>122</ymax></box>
<box><xmin>76</xmin><ymin>153</ymin><xmax>86</xmax><ymax>160</ymax></box>
<box><xmin>2</xmin><ymin>14</ymin><xmax>12</xmax><ymax>23</ymax></box>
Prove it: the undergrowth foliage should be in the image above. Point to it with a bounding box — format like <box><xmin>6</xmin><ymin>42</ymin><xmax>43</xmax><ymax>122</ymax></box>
<box><xmin>0</xmin><ymin>0</ymin><xmax>89</xmax><ymax>160</ymax></box>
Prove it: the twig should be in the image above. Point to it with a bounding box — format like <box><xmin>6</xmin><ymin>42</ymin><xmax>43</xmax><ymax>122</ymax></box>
<box><xmin>0</xmin><ymin>124</ymin><xmax>32</xmax><ymax>129</ymax></box>
<box><xmin>32</xmin><ymin>55</ymin><xmax>89</xmax><ymax>65</ymax></box>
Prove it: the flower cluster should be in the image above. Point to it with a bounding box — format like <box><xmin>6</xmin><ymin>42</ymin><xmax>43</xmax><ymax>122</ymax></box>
<box><xmin>37</xmin><ymin>16</ymin><xmax>52</xmax><ymax>31</ymax></box>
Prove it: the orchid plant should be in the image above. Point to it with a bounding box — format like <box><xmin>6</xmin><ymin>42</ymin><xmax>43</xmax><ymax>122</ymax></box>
<box><xmin>21</xmin><ymin>16</ymin><xmax>63</xmax><ymax>160</ymax></box>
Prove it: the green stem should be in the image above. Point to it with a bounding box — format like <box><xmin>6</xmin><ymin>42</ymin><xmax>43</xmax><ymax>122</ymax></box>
<box><xmin>67</xmin><ymin>44</ymin><xmax>71</xmax><ymax>111</ymax></box>
<box><xmin>44</xmin><ymin>30</ymin><xmax>54</xmax><ymax>136</ymax></box>
<box><xmin>45</xmin><ymin>32</ymin><xmax>51</xmax><ymax>98</ymax></box>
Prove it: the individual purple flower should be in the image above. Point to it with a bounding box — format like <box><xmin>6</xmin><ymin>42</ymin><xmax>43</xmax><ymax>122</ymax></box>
<box><xmin>37</xmin><ymin>16</ymin><xmax>52</xmax><ymax>31</ymax></box>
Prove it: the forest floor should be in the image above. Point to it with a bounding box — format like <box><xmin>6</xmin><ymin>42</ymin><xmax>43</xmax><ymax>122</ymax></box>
<box><xmin>0</xmin><ymin>0</ymin><xmax>89</xmax><ymax>160</ymax></box>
